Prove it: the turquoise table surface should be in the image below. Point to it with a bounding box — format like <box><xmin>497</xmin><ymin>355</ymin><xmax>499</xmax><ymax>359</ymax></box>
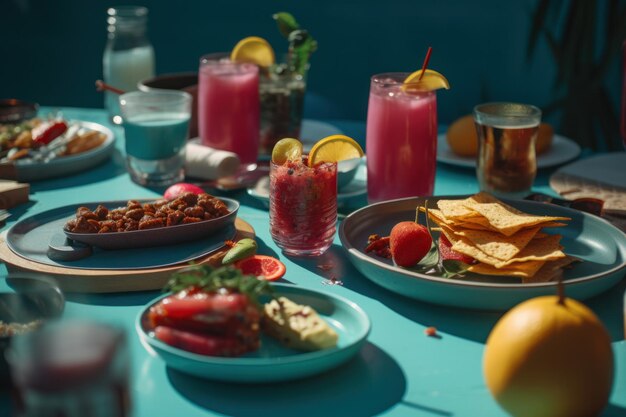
<box><xmin>1</xmin><ymin>107</ymin><xmax>625</xmax><ymax>416</ymax></box>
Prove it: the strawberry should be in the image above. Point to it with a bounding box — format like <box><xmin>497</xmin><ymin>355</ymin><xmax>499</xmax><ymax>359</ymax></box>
<box><xmin>438</xmin><ymin>234</ymin><xmax>474</xmax><ymax>264</ymax></box>
<box><xmin>389</xmin><ymin>221</ymin><xmax>432</xmax><ymax>267</ymax></box>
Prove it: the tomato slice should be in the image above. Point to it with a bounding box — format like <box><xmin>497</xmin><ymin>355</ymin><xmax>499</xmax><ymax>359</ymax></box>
<box><xmin>438</xmin><ymin>234</ymin><xmax>475</xmax><ymax>264</ymax></box>
<box><xmin>234</xmin><ymin>255</ymin><xmax>286</xmax><ymax>281</ymax></box>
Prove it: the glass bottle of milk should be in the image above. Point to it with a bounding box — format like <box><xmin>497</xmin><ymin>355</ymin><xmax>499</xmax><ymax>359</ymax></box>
<box><xmin>103</xmin><ymin>6</ymin><xmax>155</xmax><ymax>124</ymax></box>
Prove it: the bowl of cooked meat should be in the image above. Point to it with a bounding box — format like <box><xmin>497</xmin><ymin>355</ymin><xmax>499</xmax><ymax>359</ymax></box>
<box><xmin>63</xmin><ymin>192</ymin><xmax>239</xmax><ymax>250</ymax></box>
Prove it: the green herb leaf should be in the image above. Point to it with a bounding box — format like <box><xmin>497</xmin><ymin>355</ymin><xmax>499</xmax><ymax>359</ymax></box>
<box><xmin>273</xmin><ymin>12</ymin><xmax>299</xmax><ymax>38</ymax></box>
<box><xmin>441</xmin><ymin>260</ymin><xmax>471</xmax><ymax>279</ymax></box>
<box><xmin>164</xmin><ymin>264</ymin><xmax>275</xmax><ymax>307</ymax></box>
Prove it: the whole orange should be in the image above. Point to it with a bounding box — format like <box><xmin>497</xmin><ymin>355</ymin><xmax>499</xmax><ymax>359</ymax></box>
<box><xmin>484</xmin><ymin>296</ymin><xmax>613</xmax><ymax>417</ymax></box>
<box><xmin>446</xmin><ymin>115</ymin><xmax>478</xmax><ymax>157</ymax></box>
<box><xmin>535</xmin><ymin>123</ymin><xmax>554</xmax><ymax>155</ymax></box>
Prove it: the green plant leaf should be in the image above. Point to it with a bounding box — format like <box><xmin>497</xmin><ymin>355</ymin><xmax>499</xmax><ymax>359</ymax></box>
<box><xmin>441</xmin><ymin>260</ymin><xmax>471</xmax><ymax>279</ymax></box>
<box><xmin>273</xmin><ymin>12</ymin><xmax>299</xmax><ymax>38</ymax></box>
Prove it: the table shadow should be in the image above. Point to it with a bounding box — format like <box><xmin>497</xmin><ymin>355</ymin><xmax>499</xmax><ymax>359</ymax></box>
<box><xmin>297</xmin><ymin>244</ymin><xmax>626</xmax><ymax>343</ymax></box>
<box><xmin>604</xmin><ymin>403</ymin><xmax>626</xmax><ymax>416</ymax></box>
<box><xmin>64</xmin><ymin>289</ymin><xmax>160</xmax><ymax>306</ymax></box>
<box><xmin>167</xmin><ymin>342</ymin><xmax>414</xmax><ymax>417</ymax></box>
<box><xmin>30</xmin><ymin>149</ymin><xmax>127</xmax><ymax>192</ymax></box>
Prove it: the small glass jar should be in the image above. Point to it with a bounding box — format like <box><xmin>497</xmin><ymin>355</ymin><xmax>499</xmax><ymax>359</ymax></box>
<box><xmin>7</xmin><ymin>321</ymin><xmax>131</xmax><ymax>417</ymax></box>
<box><xmin>474</xmin><ymin>102</ymin><xmax>541</xmax><ymax>199</ymax></box>
<box><xmin>103</xmin><ymin>6</ymin><xmax>155</xmax><ymax>125</ymax></box>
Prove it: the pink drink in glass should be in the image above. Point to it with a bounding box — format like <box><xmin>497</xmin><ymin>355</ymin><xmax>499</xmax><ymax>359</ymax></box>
<box><xmin>198</xmin><ymin>55</ymin><xmax>260</xmax><ymax>167</ymax></box>
<box><xmin>270</xmin><ymin>159</ymin><xmax>337</xmax><ymax>256</ymax></box>
<box><xmin>366</xmin><ymin>73</ymin><xmax>437</xmax><ymax>203</ymax></box>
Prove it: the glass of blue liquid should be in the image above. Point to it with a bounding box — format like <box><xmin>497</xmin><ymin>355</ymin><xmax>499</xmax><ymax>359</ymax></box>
<box><xmin>119</xmin><ymin>90</ymin><xmax>191</xmax><ymax>186</ymax></box>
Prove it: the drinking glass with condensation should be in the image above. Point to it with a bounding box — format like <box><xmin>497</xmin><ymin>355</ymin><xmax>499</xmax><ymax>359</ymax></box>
<box><xmin>473</xmin><ymin>102</ymin><xmax>542</xmax><ymax>199</ymax></box>
<box><xmin>119</xmin><ymin>90</ymin><xmax>192</xmax><ymax>187</ymax></box>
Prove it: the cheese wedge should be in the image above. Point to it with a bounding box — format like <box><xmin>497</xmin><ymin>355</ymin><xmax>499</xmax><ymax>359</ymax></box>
<box><xmin>263</xmin><ymin>297</ymin><xmax>338</xmax><ymax>351</ymax></box>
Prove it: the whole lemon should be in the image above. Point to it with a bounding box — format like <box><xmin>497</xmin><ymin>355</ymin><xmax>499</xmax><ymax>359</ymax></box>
<box><xmin>446</xmin><ymin>115</ymin><xmax>478</xmax><ymax>157</ymax></box>
<box><xmin>535</xmin><ymin>123</ymin><xmax>554</xmax><ymax>155</ymax></box>
<box><xmin>484</xmin><ymin>296</ymin><xmax>613</xmax><ymax>417</ymax></box>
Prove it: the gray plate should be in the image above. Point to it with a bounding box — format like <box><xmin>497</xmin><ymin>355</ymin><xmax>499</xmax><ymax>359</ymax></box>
<box><xmin>339</xmin><ymin>196</ymin><xmax>626</xmax><ymax>310</ymax></box>
<box><xmin>6</xmin><ymin>199</ymin><xmax>238</xmax><ymax>270</ymax></box>
<box><xmin>64</xmin><ymin>198</ymin><xmax>238</xmax><ymax>249</ymax></box>
<box><xmin>12</xmin><ymin>120</ymin><xmax>116</xmax><ymax>182</ymax></box>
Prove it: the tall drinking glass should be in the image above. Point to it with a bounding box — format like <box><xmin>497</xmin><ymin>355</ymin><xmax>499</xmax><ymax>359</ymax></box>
<box><xmin>259</xmin><ymin>63</ymin><xmax>307</xmax><ymax>158</ymax></box>
<box><xmin>473</xmin><ymin>102</ymin><xmax>541</xmax><ymax>198</ymax></box>
<box><xmin>269</xmin><ymin>159</ymin><xmax>337</xmax><ymax>256</ymax></box>
<box><xmin>366</xmin><ymin>73</ymin><xmax>438</xmax><ymax>203</ymax></box>
<box><xmin>198</xmin><ymin>54</ymin><xmax>259</xmax><ymax>171</ymax></box>
<box><xmin>119</xmin><ymin>90</ymin><xmax>191</xmax><ymax>187</ymax></box>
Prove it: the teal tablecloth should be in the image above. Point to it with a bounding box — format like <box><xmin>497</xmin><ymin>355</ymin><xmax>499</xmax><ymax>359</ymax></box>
<box><xmin>1</xmin><ymin>107</ymin><xmax>625</xmax><ymax>416</ymax></box>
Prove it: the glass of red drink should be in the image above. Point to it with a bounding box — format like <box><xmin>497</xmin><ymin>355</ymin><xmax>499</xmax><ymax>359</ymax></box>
<box><xmin>269</xmin><ymin>159</ymin><xmax>337</xmax><ymax>256</ymax></box>
<box><xmin>198</xmin><ymin>53</ymin><xmax>260</xmax><ymax>171</ymax></box>
<box><xmin>366</xmin><ymin>73</ymin><xmax>438</xmax><ymax>203</ymax></box>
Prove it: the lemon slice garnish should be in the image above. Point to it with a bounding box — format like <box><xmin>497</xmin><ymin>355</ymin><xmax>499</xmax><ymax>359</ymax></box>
<box><xmin>230</xmin><ymin>36</ymin><xmax>275</xmax><ymax>67</ymax></box>
<box><xmin>308</xmin><ymin>135</ymin><xmax>364</xmax><ymax>167</ymax></box>
<box><xmin>271</xmin><ymin>138</ymin><xmax>303</xmax><ymax>165</ymax></box>
<box><xmin>403</xmin><ymin>69</ymin><xmax>450</xmax><ymax>92</ymax></box>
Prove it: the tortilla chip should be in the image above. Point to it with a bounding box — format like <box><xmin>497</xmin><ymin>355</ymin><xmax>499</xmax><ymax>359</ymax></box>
<box><xmin>447</xmin><ymin>231</ymin><xmax>565</xmax><ymax>269</ymax></box>
<box><xmin>450</xmin><ymin>226</ymin><xmax>541</xmax><ymax>261</ymax></box>
<box><xmin>468</xmin><ymin>260</ymin><xmax>546</xmax><ymax>278</ymax></box>
<box><xmin>437</xmin><ymin>198</ymin><xmax>480</xmax><ymax>220</ymax></box>
<box><xmin>460</xmin><ymin>192</ymin><xmax>570</xmax><ymax>236</ymax></box>
<box><xmin>521</xmin><ymin>256</ymin><xmax>578</xmax><ymax>283</ymax></box>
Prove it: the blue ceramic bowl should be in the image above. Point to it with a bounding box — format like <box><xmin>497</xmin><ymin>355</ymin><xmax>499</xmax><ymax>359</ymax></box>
<box><xmin>339</xmin><ymin>196</ymin><xmax>626</xmax><ymax>311</ymax></box>
<box><xmin>136</xmin><ymin>284</ymin><xmax>371</xmax><ymax>382</ymax></box>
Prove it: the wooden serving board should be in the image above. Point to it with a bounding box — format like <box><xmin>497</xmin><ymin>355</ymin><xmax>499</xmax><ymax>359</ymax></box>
<box><xmin>0</xmin><ymin>218</ymin><xmax>254</xmax><ymax>293</ymax></box>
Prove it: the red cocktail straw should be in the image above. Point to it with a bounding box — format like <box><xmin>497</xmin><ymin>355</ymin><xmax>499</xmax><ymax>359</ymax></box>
<box><xmin>418</xmin><ymin>47</ymin><xmax>433</xmax><ymax>81</ymax></box>
<box><xmin>95</xmin><ymin>80</ymin><xmax>125</xmax><ymax>95</ymax></box>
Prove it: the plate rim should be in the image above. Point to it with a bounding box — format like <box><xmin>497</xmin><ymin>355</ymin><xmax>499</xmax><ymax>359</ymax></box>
<box><xmin>436</xmin><ymin>133</ymin><xmax>582</xmax><ymax>169</ymax></box>
<box><xmin>339</xmin><ymin>195</ymin><xmax>626</xmax><ymax>290</ymax></box>
<box><xmin>14</xmin><ymin>120</ymin><xmax>115</xmax><ymax>168</ymax></box>
<box><xmin>136</xmin><ymin>283</ymin><xmax>371</xmax><ymax>367</ymax></box>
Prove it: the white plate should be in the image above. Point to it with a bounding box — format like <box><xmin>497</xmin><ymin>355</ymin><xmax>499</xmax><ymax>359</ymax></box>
<box><xmin>10</xmin><ymin>120</ymin><xmax>115</xmax><ymax>182</ymax></box>
<box><xmin>300</xmin><ymin>120</ymin><xmax>344</xmax><ymax>152</ymax></box>
<box><xmin>247</xmin><ymin>158</ymin><xmax>366</xmax><ymax>208</ymax></box>
<box><xmin>437</xmin><ymin>133</ymin><xmax>581</xmax><ymax>169</ymax></box>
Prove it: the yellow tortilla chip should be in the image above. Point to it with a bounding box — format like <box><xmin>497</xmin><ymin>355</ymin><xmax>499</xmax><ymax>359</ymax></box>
<box><xmin>447</xmin><ymin>231</ymin><xmax>565</xmax><ymax>269</ymax></box>
<box><xmin>521</xmin><ymin>256</ymin><xmax>578</xmax><ymax>283</ymax></box>
<box><xmin>461</xmin><ymin>192</ymin><xmax>570</xmax><ymax>236</ymax></box>
<box><xmin>437</xmin><ymin>198</ymin><xmax>480</xmax><ymax>220</ymax></box>
<box><xmin>450</xmin><ymin>226</ymin><xmax>541</xmax><ymax>261</ymax></box>
<box><xmin>468</xmin><ymin>260</ymin><xmax>546</xmax><ymax>278</ymax></box>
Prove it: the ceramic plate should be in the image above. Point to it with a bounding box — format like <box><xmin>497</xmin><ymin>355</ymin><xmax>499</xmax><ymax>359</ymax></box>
<box><xmin>6</xmin><ymin>200</ymin><xmax>238</xmax><ymax>270</ymax></box>
<box><xmin>437</xmin><ymin>133</ymin><xmax>581</xmax><ymax>169</ymax></box>
<box><xmin>64</xmin><ymin>198</ymin><xmax>238</xmax><ymax>249</ymax></box>
<box><xmin>247</xmin><ymin>159</ymin><xmax>367</xmax><ymax>208</ymax></box>
<box><xmin>300</xmin><ymin>120</ymin><xmax>345</xmax><ymax>152</ymax></box>
<box><xmin>339</xmin><ymin>196</ymin><xmax>626</xmax><ymax>310</ymax></box>
<box><xmin>136</xmin><ymin>284</ymin><xmax>371</xmax><ymax>382</ymax></box>
<box><xmin>11</xmin><ymin>120</ymin><xmax>115</xmax><ymax>181</ymax></box>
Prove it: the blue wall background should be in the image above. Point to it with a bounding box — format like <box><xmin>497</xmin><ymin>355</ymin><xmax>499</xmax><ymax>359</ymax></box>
<box><xmin>0</xmin><ymin>0</ymin><xmax>621</xmax><ymax>146</ymax></box>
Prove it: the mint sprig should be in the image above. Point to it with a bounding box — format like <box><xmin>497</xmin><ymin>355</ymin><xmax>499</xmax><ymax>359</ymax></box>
<box><xmin>273</xmin><ymin>11</ymin><xmax>317</xmax><ymax>76</ymax></box>
<box><xmin>164</xmin><ymin>264</ymin><xmax>275</xmax><ymax>307</ymax></box>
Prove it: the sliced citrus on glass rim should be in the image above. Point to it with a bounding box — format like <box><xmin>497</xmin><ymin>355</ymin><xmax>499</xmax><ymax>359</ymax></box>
<box><xmin>308</xmin><ymin>135</ymin><xmax>364</xmax><ymax>167</ymax></box>
<box><xmin>230</xmin><ymin>36</ymin><xmax>275</xmax><ymax>67</ymax></box>
<box><xmin>402</xmin><ymin>69</ymin><xmax>450</xmax><ymax>92</ymax></box>
<box><xmin>271</xmin><ymin>137</ymin><xmax>303</xmax><ymax>165</ymax></box>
